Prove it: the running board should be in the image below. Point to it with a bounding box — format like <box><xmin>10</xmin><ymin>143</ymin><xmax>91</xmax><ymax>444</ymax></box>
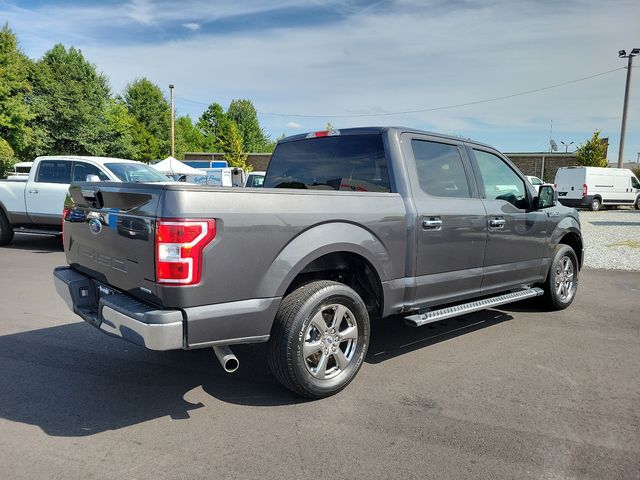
<box><xmin>404</xmin><ymin>288</ymin><xmax>544</xmax><ymax>327</ymax></box>
<box><xmin>15</xmin><ymin>227</ymin><xmax>61</xmax><ymax>236</ymax></box>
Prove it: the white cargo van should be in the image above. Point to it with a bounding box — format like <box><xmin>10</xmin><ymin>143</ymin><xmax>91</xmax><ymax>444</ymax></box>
<box><xmin>555</xmin><ymin>167</ymin><xmax>640</xmax><ymax>211</ymax></box>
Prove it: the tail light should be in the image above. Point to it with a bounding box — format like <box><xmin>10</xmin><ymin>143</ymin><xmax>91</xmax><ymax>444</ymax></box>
<box><xmin>155</xmin><ymin>219</ymin><xmax>216</xmax><ymax>285</ymax></box>
<box><xmin>62</xmin><ymin>207</ymin><xmax>71</xmax><ymax>243</ymax></box>
<box><xmin>582</xmin><ymin>183</ymin><xmax>588</xmax><ymax>196</ymax></box>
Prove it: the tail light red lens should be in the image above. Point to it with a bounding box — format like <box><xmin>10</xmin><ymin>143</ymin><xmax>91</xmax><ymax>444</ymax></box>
<box><xmin>62</xmin><ymin>207</ymin><xmax>71</xmax><ymax>243</ymax></box>
<box><xmin>155</xmin><ymin>219</ymin><xmax>216</xmax><ymax>285</ymax></box>
<box><xmin>582</xmin><ymin>183</ymin><xmax>588</xmax><ymax>196</ymax></box>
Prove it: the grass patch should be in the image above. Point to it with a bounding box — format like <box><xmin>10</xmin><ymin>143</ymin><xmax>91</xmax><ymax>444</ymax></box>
<box><xmin>607</xmin><ymin>240</ymin><xmax>640</xmax><ymax>249</ymax></box>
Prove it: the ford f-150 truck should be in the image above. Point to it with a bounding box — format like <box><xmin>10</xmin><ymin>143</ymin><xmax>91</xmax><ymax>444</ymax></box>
<box><xmin>54</xmin><ymin>127</ymin><xmax>583</xmax><ymax>398</ymax></box>
<box><xmin>0</xmin><ymin>155</ymin><xmax>170</xmax><ymax>245</ymax></box>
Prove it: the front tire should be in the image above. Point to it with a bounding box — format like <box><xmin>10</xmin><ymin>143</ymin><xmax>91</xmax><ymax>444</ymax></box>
<box><xmin>268</xmin><ymin>280</ymin><xmax>370</xmax><ymax>399</ymax></box>
<box><xmin>542</xmin><ymin>244</ymin><xmax>579</xmax><ymax>310</ymax></box>
<box><xmin>634</xmin><ymin>196</ymin><xmax>640</xmax><ymax>210</ymax></box>
<box><xmin>0</xmin><ymin>210</ymin><xmax>14</xmax><ymax>246</ymax></box>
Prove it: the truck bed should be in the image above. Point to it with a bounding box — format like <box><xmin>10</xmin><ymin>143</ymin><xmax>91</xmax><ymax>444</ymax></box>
<box><xmin>64</xmin><ymin>182</ymin><xmax>408</xmax><ymax>310</ymax></box>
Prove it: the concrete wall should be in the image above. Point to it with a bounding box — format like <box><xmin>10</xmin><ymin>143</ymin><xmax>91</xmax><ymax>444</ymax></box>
<box><xmin>504</xmin><ymin>153</ymin><xmax>578</xmax><ymax>183</ymax></box>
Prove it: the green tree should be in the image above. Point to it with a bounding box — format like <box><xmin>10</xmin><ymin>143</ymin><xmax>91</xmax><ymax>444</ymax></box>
<box><xmin>576</xmin><ymin>130</ymin><xmax>609</xmax><ymax>167</ymax></box>
<box><xmin>27</xmin><ymin>44</ymin><xmax>110</xmax><ymax>157</ymax></box>
<box><xmin>94</xmin><ymin>98</ymin><xmax>140</xmax><ymax>159</ymax></box>
<box><xmin>122</xmin><ymin>78</ymin><xmax>170</xmax><ymax>159</ymax></box>
<box><xmin>0</xmin><ymin>137</ymin><xmax>16</xmax><ymax>178</ymax></box>
<box><xmin>175</xmin><ymin>115</ymin><xmax>207</xmax><ymax>159</ymax></box>
<box><xmin>197</xmin><ymin>102</ymin><xmax>230</xmax><ymax>151</ymax></box>
<box><xmin>0</xmin><ymin>24</ymin><xmax>34</xmax><ymax>159</ymax></box>
<box><xmin>220</xmin><ymin>122</ymin><xmax>248</xmax><ymax>170</ymax></box>
<box><xmin>227</xmin><ymin>99</ymin><xmax>270</xmax><ymax>152</ymax></box>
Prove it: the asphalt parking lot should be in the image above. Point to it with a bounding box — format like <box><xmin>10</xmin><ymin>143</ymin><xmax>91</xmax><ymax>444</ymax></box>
<box><xmin>0</xmin><ymin>233</ymin><xmax>639</xmax><ymax>480</ymax></box>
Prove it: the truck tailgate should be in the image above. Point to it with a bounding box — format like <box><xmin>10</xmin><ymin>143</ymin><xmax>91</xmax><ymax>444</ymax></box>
<box><xmin>64</xmin><ymin>183</ymin><xmax>163</xmax><ymax>301</ymax></box>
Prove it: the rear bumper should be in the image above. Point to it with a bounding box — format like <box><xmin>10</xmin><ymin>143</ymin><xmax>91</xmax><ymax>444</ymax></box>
<box><xmin>54</xmin><ymin>267</ymin><xmax>183</xmax><ymax>350</ymax></box>
<box><xmin>53</xmin><ymin>266</ymin><xmax>278</xmax><ymax>351</ymax></box>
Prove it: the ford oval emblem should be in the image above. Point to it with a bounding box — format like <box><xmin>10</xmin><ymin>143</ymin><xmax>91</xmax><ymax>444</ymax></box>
<box><xmin>89</xmin><ymin>218</ymin><xmax>103</xmax><ymax>235</ymax></box>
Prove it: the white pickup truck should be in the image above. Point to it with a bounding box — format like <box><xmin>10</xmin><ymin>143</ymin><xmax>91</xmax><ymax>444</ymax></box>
<box><xmin>0</xmin><ymin>155</ymin><xmax>171</xmax><ymax>245</ymax></box>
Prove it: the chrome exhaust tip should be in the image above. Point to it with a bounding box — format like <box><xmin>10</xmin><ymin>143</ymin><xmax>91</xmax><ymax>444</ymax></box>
<box><xmin>212</xmin><ymin>345</ymin><xmax>239</xmax><ymax>373</ymax></box>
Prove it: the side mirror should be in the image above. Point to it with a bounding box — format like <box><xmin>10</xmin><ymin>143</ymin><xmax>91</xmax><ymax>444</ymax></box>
<box><xmin>536</xmin><ymin>185</ymin><xmax>557</xmax><ymax>209</ymax></box>
<box><xmin>86</xmin><ymin>174</ymin><xmax>101</xmax><ymax>182</ymax></box>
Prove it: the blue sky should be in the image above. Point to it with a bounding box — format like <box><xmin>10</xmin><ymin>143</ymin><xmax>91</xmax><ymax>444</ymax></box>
<box><xmin>2</xmin><ymin>0</ymin><xmax>640</xmax><ymax>161</ymax></box>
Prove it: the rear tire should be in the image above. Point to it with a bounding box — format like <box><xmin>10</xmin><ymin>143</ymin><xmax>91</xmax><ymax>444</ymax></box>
<box><xmin>541</xmin><ymin>244</ymin><xmax>579</xmax><ymax>310</ymax></box>
<box><xmin>589</xmin><ymin>197</ymin><xmax>601</xmax><ymax>211</ymax></box>
<box><xmin>268</xmin><ymin>280</ymin><xmax>370</xmax><ymax>399</ymax></box>
<box><xmin>0</xmin><ymin>210</ymin><xmax>14</xmax><ymax>246</ymax></box>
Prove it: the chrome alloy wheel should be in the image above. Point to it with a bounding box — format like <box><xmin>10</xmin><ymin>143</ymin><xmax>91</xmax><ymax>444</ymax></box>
<box><xmin>555</xmin><ymin>255</ymin><xmax>575</xmax><ymax>301</ymax></box>
<box><xmin>303</xmin><ymin>304</ymin><xmax>358</xmax><ymax>380</ymax></box>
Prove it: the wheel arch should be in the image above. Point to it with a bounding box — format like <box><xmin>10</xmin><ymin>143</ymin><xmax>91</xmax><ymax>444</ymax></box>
<box><xmin>255</xmin><ymin>222</ymin><xmax>391</xmax><ymax>316</ymax></box>
<box><xmin>559</xmin><ymin>231</ymin><xmax>583</xmax><ymax>269</ymax></box>
<box><xmin>0</xmin><ymin>200</ymin><xmax>10</xmax><ymax>220</ymax></box>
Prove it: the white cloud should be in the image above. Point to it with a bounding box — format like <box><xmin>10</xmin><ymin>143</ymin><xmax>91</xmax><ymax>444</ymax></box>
<box><xmin>182</xmin><ymin>22</ymin><xmax>201</xmax><ymax>31</ymax></box>
<box><xmin>2</xmin><ymin>0</ymin><xmax>639</xmax><ymax>159</ymax></box>
<box><xmin>127</xmin><ymin>0</ymin><xmax>154</xmax><ymax>24</ymax></box>
<box><xmin>285</xmin><ymin>122</ymin><xmax>303</xmax><ymax>129</ymax></box>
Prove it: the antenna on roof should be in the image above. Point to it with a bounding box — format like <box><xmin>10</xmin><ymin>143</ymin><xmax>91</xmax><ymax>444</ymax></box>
<box><xmin>550</xmin><ymin>139</ymin><xmax>558</xmax><ymax>152</ymax></box>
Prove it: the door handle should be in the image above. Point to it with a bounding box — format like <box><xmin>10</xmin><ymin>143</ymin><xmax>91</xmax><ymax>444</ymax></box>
<box><xmin>489</xmin><ymin>217</ymin><xmax>506</xmax><ymax>229</ymax></box>
<box><xmin>422</xmin><ymin>217</ymin><xmax>442</xmax><ymax>231</ymax></box>
<box><xmin>28</xmin><ymin>189</ymin><xmax>38</xmax><ymax>194</ymax></box>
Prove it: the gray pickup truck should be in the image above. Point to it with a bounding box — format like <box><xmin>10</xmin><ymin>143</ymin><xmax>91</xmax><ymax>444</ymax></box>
<box><xmin>54</xmin><ymin>127</ymin><xmax>583</xmax><ymax>398</ymax></box>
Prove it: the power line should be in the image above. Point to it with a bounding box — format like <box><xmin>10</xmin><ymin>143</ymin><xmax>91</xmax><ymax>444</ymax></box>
<box><xmin>175</xmin><ymin>66</ymin><xmax>626</xmax><ymax>119</ymax></box>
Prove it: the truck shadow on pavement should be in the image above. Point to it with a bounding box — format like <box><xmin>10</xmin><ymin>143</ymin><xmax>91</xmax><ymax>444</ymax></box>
<box><xmin>4</xmin><ymin>233</ymin><xmax>63</xmax><ymax>252</ymax></box>
<box><xmin>367</xmin><ymin>309</ymin><xmax>513</xmax><ymax>363</ymax></box>
<box><xmin>0</xmin><ymin>308</ymin><xmax>514</xmax><ymax>437</ymax></box>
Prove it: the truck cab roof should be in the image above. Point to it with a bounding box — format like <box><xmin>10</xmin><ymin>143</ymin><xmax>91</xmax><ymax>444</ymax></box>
<box><xmin>33</xmin><ymin>155</ymin><xmax>142</xmax><ymax>165</ymax></box>
<box><xmin>278</xmin><ymin>126</ymin><xmax>495</xmax><ymax>150</ymax></box>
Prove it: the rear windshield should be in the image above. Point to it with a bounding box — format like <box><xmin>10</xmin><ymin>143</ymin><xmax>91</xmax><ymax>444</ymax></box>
<box><xmin>105</xmin><ymin>163</ymin><xmax>170</xmax><ymax>183</ymax></box>
<box><xmin>264</xmin><ymin>134</ymin><xmax>391</xmax><ymax>192</ymax></box>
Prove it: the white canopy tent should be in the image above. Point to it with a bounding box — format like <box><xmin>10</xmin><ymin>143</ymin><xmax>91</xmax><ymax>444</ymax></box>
<box><xmin>151</xmin><ymin>157</ymin><xmax>205</xmax><ymax>176</ymax></box>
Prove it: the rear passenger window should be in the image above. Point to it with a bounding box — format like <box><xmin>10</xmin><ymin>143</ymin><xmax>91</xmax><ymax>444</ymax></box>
<box><xmin>411</xmin><ymin>140</ymin><xmax>470</xmax><ymax>198</ymax></box>
<box><xmin>36</xmin><ymin>160</ymin><xmax>72</xmax><ymax>184</ymax></box>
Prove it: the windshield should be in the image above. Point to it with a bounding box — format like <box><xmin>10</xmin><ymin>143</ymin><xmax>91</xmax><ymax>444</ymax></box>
<box><xmin>105</xmin><ymin>163</ymin><xmax>170</xmax><ymax>183</ymax></box>
<box><xmin>247</xmin><ymin>174</ymin><xmax>265</xmax><ymax>188</ymax></box>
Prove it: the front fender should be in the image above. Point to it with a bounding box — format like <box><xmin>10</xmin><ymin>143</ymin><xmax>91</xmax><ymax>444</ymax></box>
<box><xmin>547</xmin><ymin>213</ymin><xmax>583</xmax><ymax>267</ymax></box>
<box><xmin>255</xmin><ymin>222</ymin><xmax>392</xmax><ymax>298</ymax></box>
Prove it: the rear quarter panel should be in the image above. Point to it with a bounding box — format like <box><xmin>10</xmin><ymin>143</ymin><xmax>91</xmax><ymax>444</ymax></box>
<box><xmin>156</xmin><ymin>187</ymin><xmax>408</xmax><ymax>309</ymax></box>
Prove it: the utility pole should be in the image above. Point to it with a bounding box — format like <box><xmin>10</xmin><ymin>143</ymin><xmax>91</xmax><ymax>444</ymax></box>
<box><xmin>617</xmin><ymin>49</ymin><xmax>639</xmax><ymax>168</ymax></box>
<box><xmin>169</xmin><ymin>84</ymin><xmax>175</xmax><ymax>158</ymax></box>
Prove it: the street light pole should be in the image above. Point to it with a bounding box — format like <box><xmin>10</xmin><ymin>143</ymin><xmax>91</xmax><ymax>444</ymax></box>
<box><xmin>169</xmin><ymin>84</ymin><xmax>175</xmax><ymax>158</ymax></box>
<box><xmin>617</xmin><ymin>49</ymin><xmax>639</xmax><ymax>168</ymax></box>
<box><xmin>561</xmin><ymin>141</ymin><xmax>574</xmax><ymax>153</ymax></box>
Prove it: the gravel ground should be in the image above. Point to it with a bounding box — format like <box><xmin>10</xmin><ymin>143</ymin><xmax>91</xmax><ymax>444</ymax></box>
<box><xmin>578</xmin><ymin>208</ymin><xmax>640</xmax><ymax>271</ymax></box>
